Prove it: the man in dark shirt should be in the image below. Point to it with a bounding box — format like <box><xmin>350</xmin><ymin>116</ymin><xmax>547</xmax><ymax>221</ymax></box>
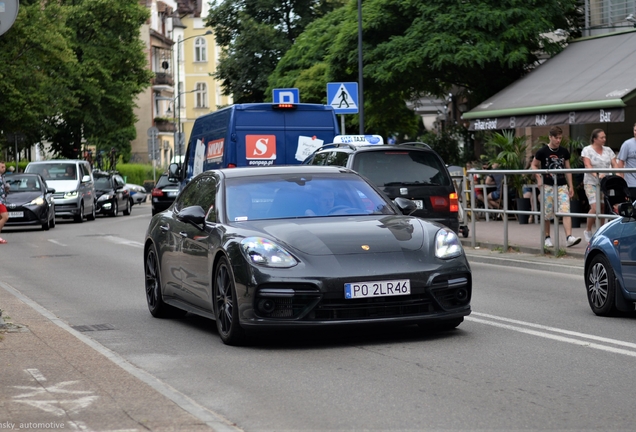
<box><xmin>531</xmin><ymin>126</ymin><xmax>581</xmax><ymax>248</ymax></box>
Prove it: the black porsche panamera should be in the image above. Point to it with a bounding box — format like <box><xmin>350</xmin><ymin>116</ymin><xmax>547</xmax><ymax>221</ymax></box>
<box><xmin>144</xmin><ymin>165</ymin><xmax>471</xmax><ymax>345</ymax></box>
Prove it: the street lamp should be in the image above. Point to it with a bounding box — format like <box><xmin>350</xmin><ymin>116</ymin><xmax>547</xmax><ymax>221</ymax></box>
<box><xmin>175</xmin><ymin>30</ymin><xmax>213</xmax><ymax>157</ymax></box>
<box><xmin>357</xmin><ymin>0</ymin><xmax>364</xmax><ymax>134</ymax></box>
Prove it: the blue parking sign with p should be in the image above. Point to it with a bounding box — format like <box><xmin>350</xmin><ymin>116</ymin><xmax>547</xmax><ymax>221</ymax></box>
<box><xmin>273</xmin><ymin>88</ymin><xmax>300</xmax><ymax>104</ymax></box>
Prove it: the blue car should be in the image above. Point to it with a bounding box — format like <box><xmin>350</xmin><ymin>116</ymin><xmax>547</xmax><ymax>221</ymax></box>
<box><xmin>584</xmin><ymin>202</ymin><xmax>636</xmax><ymax>315</ymax></box>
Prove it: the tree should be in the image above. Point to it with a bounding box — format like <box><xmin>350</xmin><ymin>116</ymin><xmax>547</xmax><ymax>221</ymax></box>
<box><xmin>0</xmin><ymin>1</ymin><xmax>78</xmax><ymax>154</ymax></box>
<box><xmin>271</xmin><ymin>0</ymin><xmax>580</xmax><ymax>137</ymax></box>
<box><xmin>48</xmin><ymin>0</ymin><xmax>152</xmax><ymax>159</ymax></box>
<box><xmin>206</xmin><ymin>0</ymin><xmax>346</xmax><ymax>103</ymax></box>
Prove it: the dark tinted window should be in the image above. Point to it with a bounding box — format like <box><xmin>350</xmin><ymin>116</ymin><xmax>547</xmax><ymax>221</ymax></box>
<box><xmin>352</xmin><ymin>150</ymin><xmax>451</xmax><ymax>187</ymax></box>
<box><xmin>174</xmin><ymin>175</ymin><xmax>217</xmax><ymax>221</ymax></box>
<box><xmin>310</xmin><ymin>150</ymin><xmax>350</xmax><ymax>167</ymax></box>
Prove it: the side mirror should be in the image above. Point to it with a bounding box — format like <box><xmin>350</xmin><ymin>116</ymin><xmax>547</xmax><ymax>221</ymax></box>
<box><xmin>177</xmin><ymin>205</ymin><xmax>206</xmax><ymax>227</ymax></box>
<box><xmin>168</xmin><ymin>163</ymin><xmax>181</xmax><ymax>182</ymax></box>
<box><xmin>47</xmin><ymin>188</ymin><xmax>56</xmax><ymax>194</ymax></box>
<box><xmin>618</xmin><ymin>201</ymin><xmax>634</xmax><ymax>218</ymax></box>
<box><xmin>394</xmin><ymin>197</ymin><xmax>417</xmax><ymax>215</ymax></box>
<box><xmin>81</xmin><ymin>175</ymin><xmax>91</xmax><ymax>183</ymax></box>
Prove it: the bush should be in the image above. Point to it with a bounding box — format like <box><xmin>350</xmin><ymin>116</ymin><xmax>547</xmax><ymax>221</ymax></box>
<box><xmin>116</xmin><ymin>163</ymin><xmax>156</xmax><ymax>186</ymax></box>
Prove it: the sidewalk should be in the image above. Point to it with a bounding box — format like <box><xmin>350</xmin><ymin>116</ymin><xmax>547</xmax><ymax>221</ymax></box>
<box><xmin>0</xmin><ymin>281</ymin><xmax>239</xmax><ymax>432</ymax></box>
<box><xmin>460</xmin><ymin>218</ymin><xmax>587</xmax><ymax>274</ymax></box>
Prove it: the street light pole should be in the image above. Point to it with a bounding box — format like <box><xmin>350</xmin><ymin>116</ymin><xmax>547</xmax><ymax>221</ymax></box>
<box><xmin>174</xmin><ymin>30</ymin><xmax>213</xmax><ymax>158</ymax></box>
<box><xmin>357</xmin><ymin>0</ymin><xmax>364</xmax><ymax>134</ymax></box>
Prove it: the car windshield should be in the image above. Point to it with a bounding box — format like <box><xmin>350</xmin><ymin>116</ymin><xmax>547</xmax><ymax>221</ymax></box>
<box><xmin>94</xmin><ymin>177</ymin><xmax>112</xmax><ymax>190</ymax></box>
<box><xmin>225</xmin><ymin>173</ymin><xmax>395</xmax><ymax>222</ymax></box>
<box><xmin>7</xmin><ymin>175</ymin><xmax>41</xmax><ymax>192</ymax></box>
<box><xmin>352</xmin><ymin>150</ymin><xmax>451</xmax><ymax>187</ymax></box>
<box><xmin>27</xmin><ymin>163</ymin><xmax>77</xmax><ymax>181</ymax></box>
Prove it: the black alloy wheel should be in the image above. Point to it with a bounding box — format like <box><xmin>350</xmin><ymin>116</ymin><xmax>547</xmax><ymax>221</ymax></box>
<box><xmin>41</xmin><ymin>217</ymin><xmax>50</xmax><ymax>231</ymax></box>
<box><xmin>123</xmin><ymin>198</ymin><xmax>131</xmax><ymax>216</ymax></box>
<box><xmin>144</xmin><ymin>244</ymin><xmax>186</xmax><ymax>318</ymax></box>
<box><xmin>586</xmin><ymin>255</ymin><xmax>618</xmax><ymax>316</ymax></box>
<box><xmin>214</xmin><ymin>256</ymin><xmax>246</xmax><ymax>345</ymax></box>
<box><xmin>74</xmin><ymin>202</ymin><xmax>84</xmax><ymax>223</ymax></box>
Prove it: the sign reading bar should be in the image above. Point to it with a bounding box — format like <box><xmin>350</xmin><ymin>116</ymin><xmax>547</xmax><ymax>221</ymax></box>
<box><xmin>467</xmin><ymin>108</ymin><xmax>625</xmax><ymax>131</ymax></box>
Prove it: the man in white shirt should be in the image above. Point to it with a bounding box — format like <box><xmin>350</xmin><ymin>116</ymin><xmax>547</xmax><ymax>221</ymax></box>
<box><xmin>617</xmin><ymin>122</ymin><xmax>636</xmax><ymax>201</ymax></box>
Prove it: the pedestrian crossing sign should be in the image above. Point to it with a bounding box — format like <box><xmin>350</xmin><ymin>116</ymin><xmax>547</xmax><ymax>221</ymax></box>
<box><xmin>327</xmin><ymin>82</ymin><xmax>359</xmax><ymax>114</ymax></box>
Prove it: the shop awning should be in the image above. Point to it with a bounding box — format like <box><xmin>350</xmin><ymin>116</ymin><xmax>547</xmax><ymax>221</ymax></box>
<box><xmin>463</xmin><ymin>30</ymin><xmax>636</xmax><ymax>131</ymax></box>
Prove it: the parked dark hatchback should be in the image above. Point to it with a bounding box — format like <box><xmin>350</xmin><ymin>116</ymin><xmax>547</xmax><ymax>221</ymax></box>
<box><xmin>4</xmin><ymin>174</ymin><xmax>56</xmax><ymax>230</ymax></box>
<box><xmin>303</xmin><ymin>141</ymin><xmax>459</xmax><ymax>233</ymax></box>
<box><xmin>93</xmin><ymin>171</ymin><xmax>132</xmax><ymax>217</ymax></box>
<box><xmin>151</xmin><ymin>173</ymin><xmax>180</xmax><ymax>215</ymax></box>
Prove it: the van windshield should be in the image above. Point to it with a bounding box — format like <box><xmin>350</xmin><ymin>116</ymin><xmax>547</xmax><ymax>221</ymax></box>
<box><xmin>27</xmin><ymin>163</ymin><xmax>78</xmax><ymax>181</ymax></box>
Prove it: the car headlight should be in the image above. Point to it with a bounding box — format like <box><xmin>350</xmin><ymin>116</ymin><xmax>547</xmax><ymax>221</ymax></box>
<box><xmin>435</xmin><ymin>228</ymin><xmax>463</xmax><ymax>259</ymax></box>
<box><xmin>64</xmin><ymin>190</ymin><xmax>79</xmax><ymax>199</ymax></box>
<box><xmin>28</xmin><ymin>196</ymin><xmax>45</xmax><ymax>206</ymax></box>
<box><xmin>97</xmin><ymin>194</ymin><xmax>114</xmax><ymax>202</ymax></box>
<box><xmin>240</xmin><ymin>237</ymin><xmax>297</xmax><ymax>268</ymax></box>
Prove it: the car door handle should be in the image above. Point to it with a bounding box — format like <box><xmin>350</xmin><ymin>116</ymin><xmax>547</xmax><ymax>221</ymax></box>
<box><xmin>160</xmin><ymin>224</ymin><xmax>170</xmax><ymax>232</ymax></box>
<box><xmin>179</xmin><ymin>232</ymin><xmax>188</xmax><ymax>238</ymax></box>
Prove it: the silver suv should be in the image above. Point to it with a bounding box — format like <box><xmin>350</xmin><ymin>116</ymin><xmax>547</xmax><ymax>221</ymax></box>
<box><xmin>25</xmin><ymin>160</ymin><xmax>96</xmax><ymax>222</ymax></box>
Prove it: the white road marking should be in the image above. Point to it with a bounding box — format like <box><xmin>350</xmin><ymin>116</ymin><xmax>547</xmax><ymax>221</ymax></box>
<box><xmin>103</xmin><ymin>236</ymin><xmax>144</xmax><ymax>248</ymax></box>
<box><xmin>468</xmin><ymin>312</ymin><xmax>636</xmax><ymax>357</ymax></box>
<box><xmin>48</xmin><ymin>239</ymin><xmax>67</xmax><ymax>246</ymax></box>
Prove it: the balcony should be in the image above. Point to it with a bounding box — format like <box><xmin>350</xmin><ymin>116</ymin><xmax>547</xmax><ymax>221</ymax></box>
<box><xmin>153</xmin><ymin>72</ymin><xmax>174</xmax><ymax>87</ymax></box>
<box><xmin>154</xmin><ymin>118</ymin><xmax>176</xmax><ymax>132</ymax></box>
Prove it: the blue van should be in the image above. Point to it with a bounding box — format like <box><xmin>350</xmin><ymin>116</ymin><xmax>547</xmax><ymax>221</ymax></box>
<box><xmin>170</xmin><ymin>103</ymin><xmax>339</xmax><ymax>187</ymax></box>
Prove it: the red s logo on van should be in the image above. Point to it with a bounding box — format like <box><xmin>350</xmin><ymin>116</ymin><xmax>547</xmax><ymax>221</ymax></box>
<box><xmin>246</xmin><ymin>135</ymin><xmax>276</xmax><ymax>160</ymax></box>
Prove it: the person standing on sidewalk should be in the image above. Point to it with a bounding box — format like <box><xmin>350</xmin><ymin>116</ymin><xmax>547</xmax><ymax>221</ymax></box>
<box><xmin>617</xmin><ymin>122</ymin><xmax>636</xmax><ymax>201</ymax></box>
<box><xmin>531</xmin><ymin>126</ymin><xmax>581</xmax><ymax>248</ymax></box>
<box><xmin>581</xmin><ymin>129</ymin><xmax>618</xmax><ymax>243</ymax></box>
<box><xmin>0</xmin><ymin>161</ymin><xmax>10</xmax><ymax>244</ymax></box>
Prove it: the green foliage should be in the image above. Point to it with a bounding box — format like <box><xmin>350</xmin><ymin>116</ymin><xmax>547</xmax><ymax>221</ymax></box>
<box><xmin>116</xmin><ymin>163</ymin><xmax>155</xmax><ymax>186</ymax></box>
<box><xmin>482</xmin><ymin>131</ymin><xmax>529</xmax><ymax>198</ymax></box>
<box><xmin>0</xmin><ymin>0</ymin><xmax>152</xmax><ymax>160</ymax></box>
<box><xmin>419</xmin><ymin>127</ymin><xmax>464</xmax><ymax>166</ymax></box>
<box><xmin>207</xmin><ymin>0</ymin><xmax>346</xmax><ymax>103</ymax></box>
<box><xmin>272</xmin><ymin>0</ymin><xmax>580</xmax><ymax>137</ymax></box>
<box><xmin>0</xmin><ymin>2</ymin><xmax>77</xmax><ymax>153</ymax></box>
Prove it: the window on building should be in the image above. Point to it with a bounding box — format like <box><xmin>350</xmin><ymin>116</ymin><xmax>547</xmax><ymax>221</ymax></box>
<box><xmin>195</xmin><ymin>83</ymin><xmax>208</xmax><ymax>108</ymax></box>
<box><xmin>194</xmin><ymin>37</ymin><xmax>208</xmax><ymax>62</ymax></box>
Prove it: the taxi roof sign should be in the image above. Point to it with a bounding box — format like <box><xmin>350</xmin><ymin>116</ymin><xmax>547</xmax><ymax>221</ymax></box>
<box><xmin>333</xmin><ymin>135</ymin><xmax>384</xmax><ymax>145</ymax></box>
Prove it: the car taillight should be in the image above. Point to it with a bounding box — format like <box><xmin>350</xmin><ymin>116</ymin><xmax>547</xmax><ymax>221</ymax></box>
<box><xmin>430</xmin><ymin>196</ymin><xmax>449</xmax><ymax>211</ymax></box>
<box><xmin>449</xmin><ymin>192</ymin><xmax>459</xmax><ymax>213</ymax></box>
<box><xmin>227</xmin><ymin>163</ymin><xmax>237</xmax><ymax>168</ymax></box>
<box><xmin>151</xmin><ymin>188</ymin><xmax>163</xmax><ymax>197</ymax></box>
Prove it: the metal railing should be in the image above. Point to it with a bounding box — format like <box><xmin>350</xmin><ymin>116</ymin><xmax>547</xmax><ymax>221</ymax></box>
<box><xmin>454</xmin><ymin>168</ymin><xmax>636</xmax><ymax>253</ymax></box>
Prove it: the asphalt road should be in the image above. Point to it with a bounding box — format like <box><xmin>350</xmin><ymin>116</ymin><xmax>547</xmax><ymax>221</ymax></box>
<box><xmin>2</xmin><ymin>203</ymin><xmax>636</xmax><ymax>431</ymax></box>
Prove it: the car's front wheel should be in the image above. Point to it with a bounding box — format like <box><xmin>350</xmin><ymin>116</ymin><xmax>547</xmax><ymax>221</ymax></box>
<box><xmin>74</xmin><ymin>202</ymin><xmax>84</xmax><ymax>223</ymax></box>
<box><xmin>123</xmin><ymin>198</ymin><xmax>132</xmax><ymax>216</ymax></box>
<box><xmin>144</xmin><ymin>244</ymin><xmax>186</xmax><ymax>318</ymax></box>
<box><xmin>586</xmin><ymin>254</ymin><xmax>618</xmax><ymax>316</ymax></box>
<box><xmin>110</xmin><ymin>200</ymin><xmax>118</xmax><ymax>217</ymax></box>
<box><xmin>86</xmin><ymin>202</ymin><xmax>96</xmax><ymax>221</ymax></box>
<box><xmin>214</xmin><ymin>256</ymin><xmax>246</xmax><ymax>345</ymax></box>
